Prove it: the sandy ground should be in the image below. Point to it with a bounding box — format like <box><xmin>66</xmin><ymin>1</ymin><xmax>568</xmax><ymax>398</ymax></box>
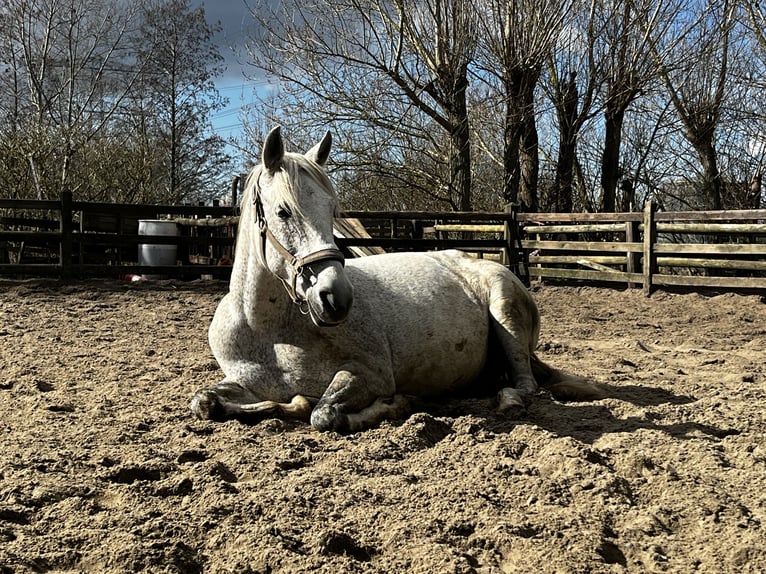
<box><xmin>0</xmin><ymin>278</ymin><xmax>765</xmax><ymax>574</ymax></box>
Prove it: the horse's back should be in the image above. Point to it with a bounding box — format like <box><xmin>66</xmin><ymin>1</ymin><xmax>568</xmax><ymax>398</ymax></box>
<box><xmin>344</xmin><ymin>250</ymin><xmax>522</xmax><ymax>395</ymax></box>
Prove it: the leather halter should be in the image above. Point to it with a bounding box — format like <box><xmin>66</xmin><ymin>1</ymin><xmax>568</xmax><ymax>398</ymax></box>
<box><xmin>252</xmin><ymin>175</ymin><xmax>345</xmax><ymax>306</ymax></box>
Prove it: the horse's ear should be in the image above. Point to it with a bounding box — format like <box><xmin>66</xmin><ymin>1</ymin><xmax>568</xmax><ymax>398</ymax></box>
<box><xmin>305</xmin><ymin>131</ymin><xmax>332</xmax><ymax>167</ymax></box>
<box><xmin>262</xmin><ymin>126</ymin><xmax>284</xmax><ymax>172</ymax></box>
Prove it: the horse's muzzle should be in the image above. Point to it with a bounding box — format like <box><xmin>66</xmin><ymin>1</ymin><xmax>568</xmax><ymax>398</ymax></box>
<box><xmin>305</xmin><ymin>263</ymin><xmax>354</xmax><ymax>326</ymax></box>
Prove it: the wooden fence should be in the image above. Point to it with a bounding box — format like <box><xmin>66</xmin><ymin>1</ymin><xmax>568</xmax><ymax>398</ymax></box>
<box><xmin>519</xmin><ymin>203</ymin><xmax>766</xmax><ymax>293</ymax></box>
<box><xmin>1</xmin><ymin>193</ymin><xmax>765</xmax><ymax>293</ymax></box>
<box><xmin>0</xmin><ymin>193</ymin><xmax>237</xmax><ymax>279</ymax></box>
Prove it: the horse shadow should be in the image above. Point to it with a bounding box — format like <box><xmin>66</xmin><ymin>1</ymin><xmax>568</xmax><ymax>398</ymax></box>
<box><xmin>413</xmin><ymin>382</ymin><xmax>739</xmax><ymax>445</ymax></box>
<box><xmin>213</xmin><ymin>381</ymin><xmax>737</xmax><ymax>446</ymax></box>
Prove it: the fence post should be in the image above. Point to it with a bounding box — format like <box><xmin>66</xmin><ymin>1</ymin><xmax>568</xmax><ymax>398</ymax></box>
<box><xmin>642</xmin><ymin>200</ymin><xmax>656</xmax><ymax>296</ymax></box>
<box><xmin>230</xmin><ymin>175</ymin><xmax>240</xmax><ymax>207</ymax></box>
<box><xmin>60</xmin><ymin>191</ymin><xmax>73</xmax><ymax>279</ymax></box>
<box><xmin>625</xmin><ymin>220</ymin><xmax>640</xmax><ymax>288</ymax></box>
<box><xmin>502</xmin><ymin>204</ymin><xmax>512</xmax><ymax>267</ymax></box>
<box><xmin>503</xmin><ymin>203</ymin><xmax>529</xmax><ymax>286</ymax></box>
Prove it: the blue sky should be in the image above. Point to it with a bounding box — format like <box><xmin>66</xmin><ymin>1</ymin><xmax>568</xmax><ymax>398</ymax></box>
<box><xmin>193</xmin><ymin>0</ymin><xmax>267</xmax><ymax>150</ymax></box>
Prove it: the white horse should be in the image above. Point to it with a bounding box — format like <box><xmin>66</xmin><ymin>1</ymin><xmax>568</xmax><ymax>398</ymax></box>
<box><xmin>191</xmin><ymin>128</ymin><xmax>603</xmax><ymax>432</ymax></box>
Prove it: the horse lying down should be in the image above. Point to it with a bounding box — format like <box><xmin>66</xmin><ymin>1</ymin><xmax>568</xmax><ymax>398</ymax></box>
<box><xmin>190</xmin><ymin>127</ymin><xmax>604</xmax><ymax>432</ymax></box>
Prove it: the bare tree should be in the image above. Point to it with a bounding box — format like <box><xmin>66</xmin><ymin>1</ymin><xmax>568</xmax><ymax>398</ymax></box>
<box><xmin>245</xmin><ymin>0</ymin><xmax>477</xmax><ymax>211</ymax></box>
<box><xmin>648</xmin><ymin>0</ymin><xmax>735</xmax><ymax>210</ymax></box>
<box><xmin>133</xmin><ymin>0</ymin><xmax>230</xmax><ymax>204</ymax></box>
<box><xmin>594</xmin><ymin>0</ymin><xmax>680</xmax><ymax>213</ymax></box>
<box><xmin>5</xmin><ymin>0</ymin><xmax>143</xmax><ymax>196</ymax></box>
<box><xmin>0</xmin><ymin>0</ymin><xmax>230</xmax><ymax>203</ymax></box>
<box><xmin>741</xmin><ymin>0</ymin><xmax>766</xmax><ymax>208</ymax></box>
<box><xmin>475</xmin><ymin>0</ymin><xmax>573</xmax><ymax>211</ymax></box>
<box><xmin>542</xmin><ymin>0</ymin><xmax>604</xmax><ymax>212</ymax></box>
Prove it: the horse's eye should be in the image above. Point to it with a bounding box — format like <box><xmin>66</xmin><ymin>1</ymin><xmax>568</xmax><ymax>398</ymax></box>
<box><xmin>277</xmin><ymin>207</ymin><xmax>292</xmax><ymax>221</ymax></box>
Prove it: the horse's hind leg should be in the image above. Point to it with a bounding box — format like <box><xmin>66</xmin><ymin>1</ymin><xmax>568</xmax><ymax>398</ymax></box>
<box><xmin>191</xmin><ymin>381</ymin><xmax>312</xmax><ymax>422</ymax></box>
<box><xmin>487</xmin><ymin>273</ymin><xmax>604</xmax><ymax>411</ymax></box>
<box><xmin>487</xmin><ymin>274</ymin><xmax>540</xmax><ymax>414</ymax></box>
<box><xmin>491</xmin><ymin>316</ymin><xmax>537</xmax><ymax>414</ymax></box>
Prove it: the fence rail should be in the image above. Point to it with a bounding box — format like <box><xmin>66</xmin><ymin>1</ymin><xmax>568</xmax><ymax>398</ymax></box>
<box><xmin>1</xmin><ymin>193</ymin><xmax>765</xmax><ymax>293</ymax></box>
<box><xmin>519</xmin><ymin>203</ymin><xmax>766</xmax><ymax>293</ymax></box>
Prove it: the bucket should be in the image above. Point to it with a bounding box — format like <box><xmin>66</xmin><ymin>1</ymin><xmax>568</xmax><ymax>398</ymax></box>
<box><xmin>138</xmin><ymin>220</ymin><xmax>179</xmax><ymax>279</ymax></box>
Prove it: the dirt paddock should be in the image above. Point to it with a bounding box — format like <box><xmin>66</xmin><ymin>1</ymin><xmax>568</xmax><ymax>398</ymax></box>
<box><xmin>1</xmin><ymin>278</ymin><xmax>765</xmax><ymax>573</ymax></box>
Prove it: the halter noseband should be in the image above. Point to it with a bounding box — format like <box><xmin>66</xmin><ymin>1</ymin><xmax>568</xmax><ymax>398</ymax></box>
<box><xmin>253</xmin><ymin>177</ymin><xmax>345</xmax><ymax>306</ymax></box>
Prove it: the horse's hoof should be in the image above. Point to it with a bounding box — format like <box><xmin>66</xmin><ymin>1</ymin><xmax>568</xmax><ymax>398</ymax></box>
<box><xmin>190</xmin><ymin>389</ymin><xmax>226</xmax><ymax>421</ymax></box>
<box><xmin>497</xmin><ymin>388</ymin><xmax>529</xmax><ymax>418</ymax></box>
<box><xmin>310</xmin><ymin>404</ymin><xmax>349</xmax><ymax>433</ymax></box>
<box><xmin>499</xmin><ymin>403</ymin><xmax>528</xmax><ymax>420</ymax></box>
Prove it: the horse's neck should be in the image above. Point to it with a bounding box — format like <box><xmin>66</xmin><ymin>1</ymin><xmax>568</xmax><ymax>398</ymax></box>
<box><xmin>229</xmin><ymin>206</ymin><xmax>295</xmax><ymax>330</ymax></box>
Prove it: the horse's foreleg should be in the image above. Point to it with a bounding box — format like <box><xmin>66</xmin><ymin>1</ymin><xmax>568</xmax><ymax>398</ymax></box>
<box><xmin>343</xmin><ymin>395</ymin><xmax>410</xmax><ymax>432</ymax></box>
<box><xmin>310</xmin><ymin>369</ymin><xmax>406</xmax><ymax>433</ymax></box>
<box><xmin>190</xmin><ymin>381</ymin><xmax>312</xmax><ymax>422</ymax></box>
<box><xmin>235</xmin><ymin>395</ymin><xmax>312</xmax><ymax>421</ymax></box>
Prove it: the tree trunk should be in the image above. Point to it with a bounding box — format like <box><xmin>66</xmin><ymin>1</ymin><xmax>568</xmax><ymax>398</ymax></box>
<box><xmin>448</xmin><ymin>67</ymin><xmax>472</xmax><ymax>211</ymax></box>
<box><xmin>619</xmin><ymin>178</ymin><xmax>635</xmax><ymax>211</ymax></box>
<box><xmin>750</xmin><ymin>170</ymin><xmax>762</xmax><ymax>209</ymax></box>
<box><xmin>599</xmin><ymin>106</ymin><xmax>625</xmax><ymax>212</ymax></box>
<box><xmin>554</xmin><ymin>136</ymin><xmax>575</xmax><ymax>213</ymax></box>
<box><xmin>170</xmin><ymin>90</ymin><xmax>178</xmax><ymax>201</ymax></box>
<box><xmin>552</xmin><ymin>73</ymin><xmax>579</xmax><ymax>213</ymax></box>
<box><xmin>503</xmin><ymin>72</ymin><xmax>540</xmax><ymax>211</ymax></box>
<box><xmin>692</xmin><ymin>139</ymin><xmax>723</xmax><ymax>210</ymax></box>
<box><xmin>502</xmin><ymin>87</ymin><xmax>522</xmax><ymax>206</ymax></box>
<box><xmin>519</xmin><ymin>108</ymin><xmax>539</xmax><ymax>212</ymax></box>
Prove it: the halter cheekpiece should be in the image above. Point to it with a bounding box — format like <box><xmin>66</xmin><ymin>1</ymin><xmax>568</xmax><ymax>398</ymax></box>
<box><xmin>252</xmin><ymin>172</ymin><xmax>345</xmax><ymax>308</ymax></box>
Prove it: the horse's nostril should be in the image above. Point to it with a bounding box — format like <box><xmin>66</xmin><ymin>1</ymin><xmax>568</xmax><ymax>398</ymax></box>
<box><xmin>320</xmin><ymin>289</ymin><xmax>336</xmax><ymax>311</ymax></box>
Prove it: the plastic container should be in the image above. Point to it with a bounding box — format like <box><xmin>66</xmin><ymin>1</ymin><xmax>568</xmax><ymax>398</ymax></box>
<box><xmin>138</xmin><ymin>220</ymin><xmax>179</xmax><ymax>279</ymax></box>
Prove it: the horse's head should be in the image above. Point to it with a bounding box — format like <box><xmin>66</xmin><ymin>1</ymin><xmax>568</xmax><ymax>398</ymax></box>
<box><xmin>248</xmin><ymin>127</ymin><xmax>353</xmax><ymax>326</ymax></box>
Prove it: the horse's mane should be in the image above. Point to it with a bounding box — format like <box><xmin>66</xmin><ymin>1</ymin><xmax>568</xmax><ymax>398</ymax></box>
<box><xmin>245</xmin><ymin>153</ymin><xmax>338</xmax><ymax>218</ymax></box>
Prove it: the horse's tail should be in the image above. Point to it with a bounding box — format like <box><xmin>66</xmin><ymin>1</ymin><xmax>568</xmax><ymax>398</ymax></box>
<box><xmin>531</xmin><ymin>353</ymin><xmax>606</xmax><ymax>401</ymax></box>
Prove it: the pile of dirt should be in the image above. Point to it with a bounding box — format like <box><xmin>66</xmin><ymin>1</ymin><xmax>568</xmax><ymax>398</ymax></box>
<box><xmin>1</xmin><ymin>279</ymin><xmax>764</xmax><ymax>573</ymax></box>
